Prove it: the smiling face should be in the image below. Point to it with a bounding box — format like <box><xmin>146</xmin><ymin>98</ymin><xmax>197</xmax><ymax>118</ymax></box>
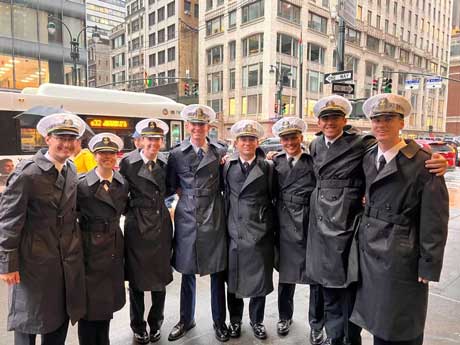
<box><xmin>95</xmin><ymin>151</ymin><xmax>117</xmax><ymax>169</ymax></box>
<box><xmin>235</xmin><ymin>136</ymin><xmax>258</xmax><ymax>159</ymax></box>
<box><xmin>371</xmin><ymin>114</ymin><xmax>404</xmax><ymax>146</ymax></box>
<box><xmin>141</xmin><ymin>136</ymin><xmax>163</xmax><ymax>160</ymax></box>
<box><xmin>280</xmin><ymin>132</ymin><xmax>303</xmax><ymax>156</ymax></box>
<box><xmin>45</xmin><ymin>134</ymin><xmax>78</xmax><ymax>163</ymax></box>
<box><xmin>317</xmin><ymin>114</ymin><xmax>347</xmax><ymax>140</ymax></box>
<box><xmin>186</xmin><ymin>122</ymin><xmax>209</xmax><ymax>142</ymax></box>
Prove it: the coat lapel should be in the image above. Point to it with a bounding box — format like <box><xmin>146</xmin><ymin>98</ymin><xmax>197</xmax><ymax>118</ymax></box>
<box><xmin>197</xmin><ymin>147</ymin><xmax>218</xmax><ymax>171</ymax></box>
<box><xmin>239</xmin><ymin>161</ymin><xmax>264</xmax><ymax>196</ymax></box>
<box><xmin>87</xmin><ymin>169</ymin><xmax>117</xmax><ymax>210</ymax></box>
<box><xmin>318</xmin><ymin>134</ymin><xmax>355</xmax><ymax>173</ymax></box>
<box><xmin>282</xmin><ymin>153</ymin><xmax>311</xmax><ymax>189</ymax></box>
<box><xmin>59</xmin><ymin>162</ymin><xmax>77</xmax><ymax>209</ymax></box>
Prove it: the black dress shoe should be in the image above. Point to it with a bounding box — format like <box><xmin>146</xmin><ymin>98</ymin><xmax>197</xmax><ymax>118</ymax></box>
<box><xmin>133</xmin><ymin>330</ymin><xmax>149</xmax><ymax>344</ymax></box>
<box><xmin>168</xmin><ymin>320</ymin><xmax>196</xmax><ymax>341</ymax></box>
<box><xmin>323</xmin><ymin>337</ymin><xmax>343</xmax><ymax>345</ymax></box>
<box><xmin>277</xmin><ymin>319</ymin><xmax>292</xmax><ymax>335</ymax></box>
<box><xmin>150</xmin><ymin>329</ymin><xmax>161</xmax><ymax>343</ymax></box>
<box><xmin>213</xmin><ymin>323</ymin><xmax>230</xmax><ymax>342</ymax></box>
<box><xmin>228</xmin><ymin>321</ymin><xmax>242</xmax><ymax>338</ymax></box>
<box><xmin>250</xmin><ymin>322</ymin><xmax>267</xmax><ymax>340</ymax></box>
<box><xmin>310</xmin><ymin>328</ymin><xmax>325</xmax><ymax>345</ymax></box>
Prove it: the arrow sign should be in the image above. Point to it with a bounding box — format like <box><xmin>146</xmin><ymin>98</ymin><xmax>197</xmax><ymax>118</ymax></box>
<box><xmin>332</xmin><ymin>82</ymin><xmax>355</xmax><ymax>95</ymax></box>
<box><xmin>405</xmin><ymin>79</ymin><xmax>420</xmax><ymax>90</ymax></box>
<box><xmin>425</xmin><ymin>77</ymin><xmax>443</xmax><ymax>89</ymax></box>
<box><xmin>324</xmin><ymin>70</ymin><xmax>353</xmax><ymax>84</ymax></box>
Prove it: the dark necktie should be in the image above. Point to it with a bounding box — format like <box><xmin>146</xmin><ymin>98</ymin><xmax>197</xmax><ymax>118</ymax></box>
<box><xmin>327</xmin><ymin>141</ymin><xmax>332</xmax><ymax>149</ymax></box>
<box><xmin>147</xmin><ymin>160</ymin><xmax>155</xmax><ymax>172</ymax></box>
<box><xmin>60</xmin><ymin>164</ymin><xmax>67</xmax><ymax>178</ymax></box>
<box><xmin>197</xmin><ymin>148</ymin><xmax>204</xmax><ymax>161</ymax></box>
<box><xmin>378</xmin><ymin>155</ymin><xmax>386</xmax><ymax>172</ymax></box>
<box><xmin>288</xmin><ymin>157</ymin><xmax>294</xmax><ymax>169</ymax></box>
<box><xmin>101</xmin><ymin>180</ymin><xmax>110</xmax><ymax>192</ymax></box>
<box><xmin>243</xmin><ymin>162</ymin><xmax>250</xmax><ymax>177</ymax></box>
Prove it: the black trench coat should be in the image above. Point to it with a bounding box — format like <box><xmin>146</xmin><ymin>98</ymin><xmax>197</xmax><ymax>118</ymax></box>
<box><xmin>223</xmin><ymin>153</ymin><xmax>275</xmax><ymax>297</ymax></box>
<box><xmin>166</xmin><ymin>138</ymin><xmax>227</xmax><ymax>275</ymax></box>
<box><xmin>350</xmin><ymin>140</ymin><xmax>449</xmax><ymax>341</ymax></box>
<box><xmin>274</xmin><ymin>151</ymin><xmax>316</xmax><ymax>284</ymax></box>
<box><xmin>120</xmin><ymin>149</ymin><xmax>173</xmax><ymax>291</ymax></box>
<box><xmin>77</xmin><ymin>169</ymin><xmax>129</xmax><ymax>320</ymax></box>
<box><xmin>0</xmin><ymin>149</ymin><xmax>86</xmax><ymax>334</ymax></box>
<box><xmin>306</xmin><ymin>131</ymin><xmax>376</xmax><ymax>287</ymax></box>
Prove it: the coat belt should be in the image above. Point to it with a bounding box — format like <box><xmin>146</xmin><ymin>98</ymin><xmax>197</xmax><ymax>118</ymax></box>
<box><xmin>181</xmin><ymin>188</ymin><xmax>216</xmax><ymax>196</ymax></box>
<box><xmin>56</xmin><ymin>213</ymin><xmax>75</xmax><ymax>227</ymax></box>
<box><xmin>364</xmin><ymin>206</ymin><xmax>411</xmax><ymax>226</ymax></box>
<box><xmin>317</xmin><ymin>179</ymin><xmax>362</xmax><ymax>188</ymax></box>
<box><xmin>80</xmin><ymin>217</ymin><xmax>119</xmax><ymax>232</ymax></box>
<box><xmin>279</xmin><ymin>192</ymin><xmax>310</xmax><ymax>205</ymax></box>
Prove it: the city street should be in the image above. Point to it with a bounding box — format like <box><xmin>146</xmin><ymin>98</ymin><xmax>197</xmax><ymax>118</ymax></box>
<box><xmin>1</xmin><ymin>170</ymin><xmax>460</xmax><ymax>345</ymax></box>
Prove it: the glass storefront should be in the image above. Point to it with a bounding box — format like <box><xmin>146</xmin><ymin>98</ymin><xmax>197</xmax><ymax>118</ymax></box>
<box><xmin>0</xmin><ymin>0</ymin><xmax>86</xmax><ymax>90</ymax></box>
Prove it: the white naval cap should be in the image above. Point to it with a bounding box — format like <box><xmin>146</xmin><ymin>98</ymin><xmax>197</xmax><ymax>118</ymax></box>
<box><xmin>88</xmin><ymin>132</ymin><xmax>124</xmax><ymax>153</ymax></box>
<box><xmin>313</xmin><ymin>95</ymin><xmax>352</xmax><ymax>118</ymax></box>
<box><xmin>180</xmin><ymin>104</ymin><xmax>216</xmax><ymax>123</ymax></box>
<box><xmin>231</xmin><ymin>120</ymin><xmax>264</xmax><ymax>139</ymax></box>
<box><xmin>363</xmin><ymin>94</ymin><xmax>412</xmax><ymax>119</ymax></box>
<box><xmin>135</xmin><ymin>118</ymin><xmax>169</xmax><ymax>138</ymax></box>
<box><xmin>36</xmin><ymin>113</ymin><xmax>86</xmax><ymax>138</ymax></box>
<box><xmin>272</xmin><ymin>117</ymin><xmax>307</xmax><ymax>137</ymax></box>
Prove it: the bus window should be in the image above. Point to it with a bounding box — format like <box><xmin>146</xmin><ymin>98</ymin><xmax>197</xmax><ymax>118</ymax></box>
<box><xmin>170</xmin><ymin>121</ymin><xmax>182</xmax><ymax>147</ymax></box>
<box><xmin>20</xmin><ymin>127</ymin><xmax>45</xmax><ymax>153</ymax></box>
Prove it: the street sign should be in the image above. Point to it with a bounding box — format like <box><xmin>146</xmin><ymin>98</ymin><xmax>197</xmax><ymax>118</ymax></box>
<box><xmin>324</xmin><ymin>70</ymin><xmax>353</xmax><ymax>84</ymax></box>
<box><xmin>340</xmin><ymin>0</ymin><xmax>357</xmax><ymax>27</ymax></box>
<box><xmin>425</xmin><ymin>77</ymin><xmax>443</xmax><ymax>89</ymax></box>
<box><xmin>332</xmin><ymin>82</ymin><xmax>355</xmax><ymax>95</ymax></box>
<box><xmin>404</xmin><ymin>79</ymin><xmax>420</xmax><ymax>90</ymax></box>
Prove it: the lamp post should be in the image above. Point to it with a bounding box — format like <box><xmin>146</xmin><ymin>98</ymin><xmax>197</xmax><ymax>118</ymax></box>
<box><xmin>47</xmin><ymin>16</ymin><xmax>101</xmax><ymax>86</ymax></box>
<box><xmin>269</xmin><ymin>64</ymin><xmax>292</xmax><ymax>118</ymax></box>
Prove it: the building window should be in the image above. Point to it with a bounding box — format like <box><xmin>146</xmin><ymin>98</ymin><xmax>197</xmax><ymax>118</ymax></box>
<box><xmin>132</xmin><ymin>55</ymin><xmax>141</xmax><ymax>67</ymax></box>
<box><xmin>207</xmin><ymin>99</ymin><xmax>223</xmax><ymax>118</ymax></box>
<box><xmin>277</xmin><ymin>63</ymin><xmax>297</xmax><ymax>88</ymax></box>
<box><xmin>365</xmin><ymin>61</ymin><xmax>377</xmax><ymax>78</ymax></box>
<box><xmin>167</xmin><ymin>47</ymin><xmax>176</xmax><ymax>62</ymax></box>
<box><xmin>167</xmin><ymin>1</ymin><xmax>175</xmax><ymax>17</ymax></box>
<box><xmin>228</xmin><ymin>10</ymin><xmax>236</xmax><ymax>28</ymax></box>
<box><xmin>242</xmin><ymin>63</ymin><xmax>263</xmax><ymax>87</ymax></box>
<box><xmin>149</xmin><ymin>33</ymin><xmax>156</xmax><ymax>47</ymax></box>
<box><xmin>207</xmin><ymin>45</ymin><xmax>224</xmax><ymax>65</ymax></box>
<box><xmin>158</xmin><ymin>72</ymin><xmax>166</xmax><ymax>85</ymax></box>
<box><xmin>366</xmin><ymin>35</ymin><xmax>379</xmax><ymax>52</ymax></box>
<box><xmin>132</xmin><ymin>37</ymin><xmax>141</xmax><ymax>50</ymax></box>
<box><xmin>228</xmin><ymin>98</ymin><xmax>236</xmax><ymax>116</ymax></box>
<box><xmin>149</xmin><ymin>53</ymin><xmax>156</xmax><ymax>67</ymax></box>
<box><xmin>167</xmin><ymin>69</ymin><xmax>175</xmax><ymax>83</ymax></box>
<box><xmin>276</xmin><ymin>33</ymin><xmax>298</xmax><ymax>57</ymax></box>
<box><xmin>306</xmin><ymin>70</ymin><xmax>324</xmax><ymax>93</ymax></box>
<box><xmin>367</xmin><ymin>10</ymin><xmax>372</xmax><ymax>25</ymax></box>
<box><xmin>158</xmin><ymin>7</ymin><xmax>165</xmax><ymax>22</ymax></box>
<box><xmin>242</xmin><ymin>0</ymin><xmax>264</xmax><ymax>24</ymax></box>
<box><xmin>167</xmin><ymin>24</ymin><xmax>175</xmax><ymax>40</ymax></box>
<box><xmin>229</xmin><ymin>68</ymin><xmax>235</xmax><ymax>89</ymax></box>
<box><xmin>385</xmin><ymin>19</ymin><xmax>389</xmax><ymax>33</ymax></box>
<box><xmin>277</xmin><ymin>0</ymin><xmax>300</xmax><ymax>24</ymax></box>
<box><xmin>184</xmin><ymin>0</ymin><xmax>191</xmax><ymax>13</ymax></box>
<box><xmin>194</xmin><ymin>3</ymin><xmax>199</xmax><ymax>17</ymax></box>
<box><xmin>158</xmin><ymin>50</ymin><xmax>165</xmax><ymax>64</ymax></box>
<box><xmin>206</xmin><ymin>16</ymin><xmax>223</xmax><ymax>36</ymax></box>
<box><xmin>112</xmin><ymin>35</ymin><xmax>125</xmax><ymax>49</ymax></box>
<box><xmin>357</xmin><ymin>5</ymin><xmax>362</xmax><ymax>20</ymax></box>
<box><xmin>307</xmin><ymin>43</ymin><xmax>325</xmax><ymax>64</ymax></box>
<box><xmin>384</xmin><ymin>42</ymin><xmax>395</xmax><ymax>58</ymax></box>
<box><xmin>345</xmin><ymin>27</ymin><xmax>361</xmax><ymax>45</ymax></box>
<box><xmin>207</xmin><ymin>71</ymin><xmax>223</xmax><ymax>94</ymax></box>
<box><xmin>308</xmin><ymin>12</ymin><xmax>327</xmax><ymax>34</ymax></box>
<box><xmin>229</xmin><ymin>41</ymin><xmax>236</xmax><ymax>61</ymax></box>
<box><xmin>206</xmin><ymin>0</ymin><xmax>213</xmax><ymax>10</ymax></box>
<box><xmin>158</xmin><ymin>29</ymin><xmax>165</xmax><ymax>43</ymax></box>
<box><xmin>376</xmin><ymin>15</ymin><xmax>380</xmax><ymax>29</ymax></box>
<box><xmin>241</xmin><ymin>95</ymin><xmax>262</xmax><ymax>115</ymax></box>
<box><xmin>112</xmin><ymin>53</ymin><xmax>125</xmax><ymax>68</ymax></box>
<box><xmin>149</xmin><ymin>12</ymin><xmax>155</xmax><ymax>26</ymax></box>
<box><xmin>112</xmin><ymin>71</ymin><xmax>125</xmax><ymax>83</ymax></box>
<box><xmin>242</xmin><ymin>33</ymin><xmax>264</xmax><ymax>56</ymax></box>
<box><xmin>131</xmin><ymin>18</ymin><xmax>140</xmax><ymax>33</ymax></box>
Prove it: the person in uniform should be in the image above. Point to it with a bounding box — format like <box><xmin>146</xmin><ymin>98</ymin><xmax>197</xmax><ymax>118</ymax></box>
<box><xmin>350</xmin><ymin>94</ymin><xmax>449</xmax><ymax>345</ymax></box>
<box><xmin>271</xmin><ymin>117</ymin><xmax>325</xmax><ymax>344</ymax></box>
<box><xmin>76</xmin><ymin>133</ymin><xmax>129</xmax><ymax>345</ymax></box>
<box><xmin>131</xmin><ymin>131</ymin><xmax>143</xmax><ymax>149</ymax></box>
<box><xmin>0</xmin><ymin>113</ymin><xmax>87</xmax><ymax>345</ymax></box>
<box><xmin>72</xmin><ymin>138</ymin><xmax>97</xmax><ymax>174</ymax></box>
<box><xmin>306</xmin><ymin>95</ymin><xmax>448</xmax><ymax>345</ymax></box>
<box><xmin>119</xmin><ymin>119</ymin><xmax>173</xmax><ymax>344</ymax></box>
<box><xmin>223</xmin><ymin>120</ymin><xmax>275</xmax><ymax>340</ymax></box>
<box><xmin>166</xmin><ymin>105</ymin><xmax>228</xmax><ymax>342</ymax></box>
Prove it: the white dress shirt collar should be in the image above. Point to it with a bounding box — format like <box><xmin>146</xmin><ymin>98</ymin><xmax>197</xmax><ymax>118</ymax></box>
<box><xmin>376</xmin><ymin>140</ymin><xmax>407</xmax><ymax>168</ymax></box>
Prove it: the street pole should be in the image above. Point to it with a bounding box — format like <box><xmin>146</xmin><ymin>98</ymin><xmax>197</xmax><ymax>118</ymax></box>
<box><xmin>298</xmin><ymin>35</ymin><xmax>303</xmax><ymax>119</ymax></box>
<box><xmin>337</xmin><ymin>16</ymin><xmax>346</xmax><ymax>71</ymax></box>
<box><xmin>70</xmin><ymin>39</ymin><xmax>79</xmax><ymax>86</ymax></box>
<box><xmin>277</xmin><ymin>78</ymin><xmax>283</xmax><ymax>118</ymax></box>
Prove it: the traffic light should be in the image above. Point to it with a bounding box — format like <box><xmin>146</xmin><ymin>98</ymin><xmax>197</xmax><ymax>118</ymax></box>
<box><xmin>192</xmin><ymin>83</ymin><xmax>198</xmax><ymax>96</ymax></box>
<box><xmin>146</xmin><ymin>78</ymin><xmax>153</xmax><ymax>87</ymax></box>
<box><xmin>282</xmin><ymin>103</ymin><xmax>287</xmax><ymax>114</ymax></box>
<box><xmin>274</xmin><ymin>103</ymin><xmax>279</xmax><ymax>114</ymax></box>
<box><xmin>184</xmin><ymin>82</ymin><xmax>189</xmax><ymax>96</ymax></box>
<box><xmin>382</xmin><ymin>77</ymin><xmax>393</xmax><ymax>93</ymax></box>
<box><xmin>372</xmin><ymin>79</ymin><xmax>378</xmax><ymax>92</ymax></box>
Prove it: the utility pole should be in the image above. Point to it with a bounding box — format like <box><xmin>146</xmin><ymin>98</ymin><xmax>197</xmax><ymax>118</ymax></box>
<box><xmin>337</xmin><ymin>16</ymin><xmax>346</xmax><ymax>72</ymax></box>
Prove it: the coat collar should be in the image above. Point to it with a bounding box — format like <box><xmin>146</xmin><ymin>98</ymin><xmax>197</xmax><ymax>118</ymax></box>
<box><xmin>33</xmin><ymin>148</ymin><xmax>58</xmax><ymax>172</ymax></box>
<box><xmin>125</xmin><ymin>148</ymin><xmax>143</xmax><ymax>164</ymax></box>
<box><xmin>180</xmin><ymin>137</ymin><xmax>224</xmax><ymax>152</ymax></box>
<box><xmin>316</xmin><ymin>132</ymin><xmax>358</xmax><ymax>171</ymax></box>
<box><xmin>85</xmin><ymin>168</ymin><xmax>125</xmax><ymax>187</ymax></box>
<box><xmin>276</xmin><ymin>151</ymin><xmax>311</xmax><ymax>189</ymax></box>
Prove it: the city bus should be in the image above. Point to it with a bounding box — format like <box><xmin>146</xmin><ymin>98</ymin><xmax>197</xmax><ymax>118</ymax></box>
<box><xmin>0</xmin><ymin>83</ymin><xmax>186</xmax><ymax>191</ymax></box>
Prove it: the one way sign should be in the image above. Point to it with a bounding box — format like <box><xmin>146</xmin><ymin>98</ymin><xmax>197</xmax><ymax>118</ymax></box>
<box><xmin>324</xmin><ymin>70</ymin><xmax>353</xmax><ymax>84</ymax></box>
<box><xmin>332</xmin><ymin>82</ymin><xmax>355</xmax><ymax>95</ymax></box>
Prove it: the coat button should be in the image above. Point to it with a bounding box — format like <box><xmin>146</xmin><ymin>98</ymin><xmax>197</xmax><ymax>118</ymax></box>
<box><xmin>238</xmin><ymin>216</ymin><xmax>242</xmax><ymax>220</ymax></box>
<box><xmin>318</xmin><ymin>216</ymin><xmax>323</xmax><ymax>221</ymax></box>
<box><xmin>210</xmin><ymin>174</ymin><xmax>213</xmax><ymax>178</ymax></box>
<box><xmin>385</xmin><ymin>204</ymin><xmax>391</xmax><ymax>210</ymax></box>
<box><xmin>366</xmin><ymin>223</ymin><xmax>370</xmax><ymax>228</ymax></box>
<box><xmin>156</xmin><ymin>210</ymin><xmax>160</xmax><ymax>214</ymax></box>
<box><xmin>320</xmin><ymin>195</ymin><xmax>324</xmax><ymax>199</ymax></box>
<box><xmin>156</xmin><ymin>191</ymin><xmax>159</xmax><ymax>195</ymax></box>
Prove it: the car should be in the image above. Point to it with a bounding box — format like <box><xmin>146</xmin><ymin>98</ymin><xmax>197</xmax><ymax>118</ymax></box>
<box><xmin>259</xmin><ymin>137</ymin><xmax>283</xmax><ymax>153</ymax></box>
<box><xmin>415</xmin><ymin>140</ymin><xmax>456</xmax><ymax>169</ymax></box>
